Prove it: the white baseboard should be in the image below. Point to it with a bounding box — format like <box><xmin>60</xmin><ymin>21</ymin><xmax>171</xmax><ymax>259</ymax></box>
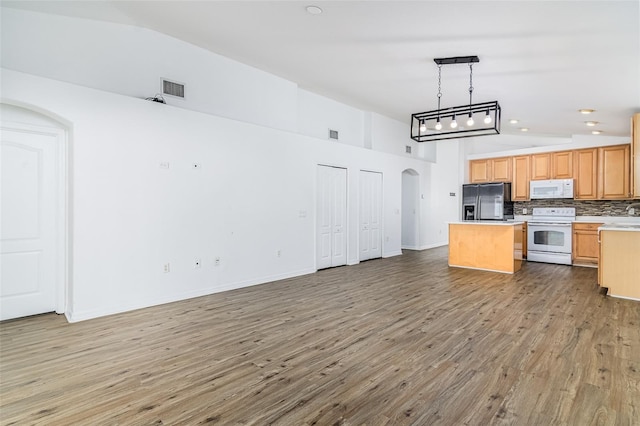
<box><xmin>418</xmin><ymin>242</ymin><xmax>448</xmax><ymax>250</ymax></box>
<box><xmin>66</xmin><ymin>267</ymin><xmax>316</xmax><ymax>323</ymax></box>
<box><xmin>401</xmin><ymin>242</ymin><xmax>448</xmax><ymax>251</ymax></box>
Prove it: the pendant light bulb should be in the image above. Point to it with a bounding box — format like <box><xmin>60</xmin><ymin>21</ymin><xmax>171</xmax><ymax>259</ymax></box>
<box><xmin>466</xmin><ymin>114</ymin><xmax>474</xmax><ymax>127</ymax></box>
<box><xmin>484</xmin><ymin>110</ymin><xmax>492</xmax><ymax>124</ymax></box>
<box><xmin>435</xmin><ymin>119</ymin><xmax>442</xmax><ymax>131</ymax></box>
<box><xmin>450</xmin><ymin>115</ymin><xmax>458</xmax><ymax>129</ymax></box>
<box><xmin>419</xmin><ymin>120</ymin><xmax>426</xmax><ymax>133</ymax></box>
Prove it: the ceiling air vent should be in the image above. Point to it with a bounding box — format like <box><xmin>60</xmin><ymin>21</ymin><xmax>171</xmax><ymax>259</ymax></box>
<box><xmin>405</xmin><ymin>145</ymin><xmax>412</xmax><ymax>154</ymax></box>
<box><xmin>162</xmin><ymin>79</ymin><xmax>185</xmax><ymax>99</ymax></box>
<box><xmin>328</xmin><ymin>129</ymin><xmax>339</xmax><ymax>140</ymax></box>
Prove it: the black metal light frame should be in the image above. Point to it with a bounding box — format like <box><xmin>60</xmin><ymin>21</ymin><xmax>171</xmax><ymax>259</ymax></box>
<box><xmin>411</xmin><ymin>56</ymin><xmax>501</xmax><ymax>142</ymax></box>
<box><xmin>411</xmin><ymin>101</ymin><xmax>501</xmax><ymax>142</ymax></box>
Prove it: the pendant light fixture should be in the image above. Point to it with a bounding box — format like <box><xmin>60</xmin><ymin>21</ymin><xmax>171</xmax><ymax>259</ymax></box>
<box><xmin>411</xmin><ymin>56</ymin><xmax>501</xmax><ymax>142</ymax></box>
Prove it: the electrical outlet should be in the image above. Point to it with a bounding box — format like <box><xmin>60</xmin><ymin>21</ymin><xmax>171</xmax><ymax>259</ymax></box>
<box><xmin>629</xmin><ymin>207</ymin><xmax>635</xmax><ymax>215</ymax></box>
<box><xmin>163</xmin><ymin>263</ymin><xmax>170</xmax><ymax>273</ymax></box>
<box><xmin>523</xmin><ymin>207</ymin><xmax>528</xmax><ymax>215</ymax></box>
<box><xmin>277</xmin><ymin>250</ymin><xmax>281</xmax><ymax>258</ymax></box>
<box><xmin>194</xmin><ymin>258</ymin><xmax>201</xmax><ymax>268</ymax></box>
<box><xmin>215</xmin><ymin>257</ymin><xmax>220</xmax><ymax>266</ymax></box>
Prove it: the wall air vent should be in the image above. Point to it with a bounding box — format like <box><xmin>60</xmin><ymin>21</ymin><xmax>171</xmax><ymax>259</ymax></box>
<box><xmin>405</xmin><ymin>145</ymin><xmax>412</xmax><ymax>154</ymax></box>
<box><xmin>162</xmin><ymin>79</ymin><xmax>185</xmax><ymax>99</ymax></box>
<box><xmin>328</xmin><ymin>129</ymin><xmax>339</xmax><ymax>140</ymax></box>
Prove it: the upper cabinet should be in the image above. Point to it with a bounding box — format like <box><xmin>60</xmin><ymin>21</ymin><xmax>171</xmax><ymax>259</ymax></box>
<box><xmin>469</xmin><ymin>157</ymin><xmax>511</xmax><ymax>183</ymax></box>
<box><xmin>467</xmin><ymin>129</ymin><xmax>635</xmax><ymax>200</ymax></box>
<box><xmin>491</xmin><ymin>157</ymin><xmax>512</xmax><ymax>182</ymax></box>
<box><xmin>552</xmin><ymin>151</ymin><xmax>573</xmax><ymax>179</ymax></box>
<box><xmin>512</xmin><ymin>156</ymin><xmax>530</xmax><ymax>201</ymax></box>
<box><xmin>633</xmin><ymin>113</ymin><xmax>640</xmax><ymax>198</ymax></box>
<box><xmin>530</xmin><ymin>153</ymin><xmax>551</xmax><ymax>180</ymax></box>
<box><xmin>574</xmin><ymin>148</ymin><xmax>598</xmax><ymax>199</ymax></box>
<box><xmin>469</xmin><ymin>159</ymin><xmax>491</xmax><ymax>183</ymax></box>
<box><xmin>531</xmin><ymin>151</ymin><xmax>573</xmax><ymax>180</ymax></box>
<box><xmin>598</xmin><ymin>144</ymin><xmax>630</xmax><ymax>199</ymax></box>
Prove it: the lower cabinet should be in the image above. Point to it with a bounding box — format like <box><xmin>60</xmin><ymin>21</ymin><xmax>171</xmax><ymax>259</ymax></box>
<box><xmin>572</xmin><ymin>222</ymin><xmax>603</xmax><ymax>267</ymax></box>
<box><xmin>599</xmin><ymin>230</ymin><xmax>640</xmax><ymax>299</ymax></box>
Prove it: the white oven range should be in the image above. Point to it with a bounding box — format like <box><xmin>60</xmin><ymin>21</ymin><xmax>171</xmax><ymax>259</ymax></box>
<box><xmin>527</xmin><ymin>207</ymin><xmax>576</xmax><ymax>265</ymax></box>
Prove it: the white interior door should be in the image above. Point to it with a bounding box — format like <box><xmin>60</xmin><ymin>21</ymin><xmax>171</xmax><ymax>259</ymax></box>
<box><xmin>317</xmin><ymin>165</ymin><xmax>333</xmax><ymax>270</ymax></box>
<box><xmin>359</xmin><ymin>171</ymin><xmax>382</xmax><ymax>261</ymax></box>
<box><xmin>317</xmin><ymin>165</ymin><xmax>347</xmax><ymax>269</ymax></box>
<box><xmin>331</xmin><ymin>167</ymin><xmax>347</xmax><ymax>267</ymax></box>
<box><xmin>401</xmin><ymin>170</ymin><xmax>420</xmax><ymax>249</ymax></box>
<box><xmin>1</xmin><ymin>127</ymin><xmax>60</xmax><ymax>320</ymax></box>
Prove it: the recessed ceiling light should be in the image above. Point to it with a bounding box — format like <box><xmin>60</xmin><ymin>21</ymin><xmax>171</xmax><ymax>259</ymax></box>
<box><xmin>591</xmin><ymin>130</ymin><xmax>603</xmax><ymax>135</ymax></box>
<box><xmin>520</xmin><ymin>127</ymin><xmax>529</xmax><ymax>132</ymax></box>
<box><xmin>306</xmin><ymin>5</ymin><xmax>323</xmax><ymax>15</ymax></box>
<box><xmin>585</xmin><ymin>121</ymin><xmax>598</xmax><ymax>126</ymax></box>
<box><xmin>579</xmin><ymin>109</ymin><xmax>595</xmax><ymax>114</ymax></box>
<box><xmin>509</xmin><ymin>119</ymin><xmax>519</xmax><ymax>124</ymax></box>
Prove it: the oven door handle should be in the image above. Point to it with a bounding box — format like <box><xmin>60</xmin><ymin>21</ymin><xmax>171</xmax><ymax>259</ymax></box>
<box><xmin>528</xmin><ymin>223</ymin><xmax>572</xmax><ymax>227</ymax></box>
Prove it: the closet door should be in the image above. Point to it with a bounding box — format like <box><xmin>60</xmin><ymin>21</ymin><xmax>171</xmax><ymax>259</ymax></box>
<box><xmin>317</xmin><ymin>165</ymin><xmax>347</xmax><ymax>269</ymax></box>
<box><xmin>359</xmin><ymin>171</ymin><xmax>382</xmax><ymax>261</ymax></box>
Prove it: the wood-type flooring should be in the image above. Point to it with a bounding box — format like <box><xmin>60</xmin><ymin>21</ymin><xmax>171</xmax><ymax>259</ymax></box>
<box><xmin>1</xmin><ymin>247</ymin><xmax>639</xmax><ymax>425</ymax></box>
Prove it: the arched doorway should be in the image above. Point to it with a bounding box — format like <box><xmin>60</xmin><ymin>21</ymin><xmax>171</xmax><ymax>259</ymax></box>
<box><xmin>1</xmin><ymin>103</ymin><xmax>69</xmax><ymax>320</ymax></box>
<box><xmin>401</xmin><ymin>169</ymin><xmax>420</xmax><ymax>250</ymax></box>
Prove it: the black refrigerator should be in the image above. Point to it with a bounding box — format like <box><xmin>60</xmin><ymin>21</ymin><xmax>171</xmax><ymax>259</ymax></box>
<box><xmin>462</xmin><ymin>182</ymin><xmax>514</xmax><ymax>221</ymax></box>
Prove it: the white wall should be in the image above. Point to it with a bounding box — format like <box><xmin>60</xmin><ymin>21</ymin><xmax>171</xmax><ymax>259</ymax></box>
<box><xmin>1</xmin><ymin>7</ymin><xmax>424</xmax><ymax>164</ymax></box>
<box><xmin>2</xmin><ymin>69</ymin><xmax>435</xmax><ymax>321</ymax></box>
<box><xmin>0</xmin><ymin>8</ymin><xmax>463</xmax><ymax>322</ymax></box>
<box><xmin>1</xmin><ymin>7</ymin><xmax>299</xmax><ymax>132</ymax></box>
<box><xmin>297</xmin><ymin>89</ymin><xmax>365</xmax><ymax>147</ymax></box>
<box><xmin>465</xmin><ymin>133</ymin><xmax>630</xmax><ymax>161</ymax></box>
<box><xmin>421</xmin><ymin>141</ymin><xmax>462</xmax><ymax>249</ymax></box>
<box><xmin>369</xmin><ymin>112</ymin><xmax>436</xmax><ymax>161</ymax></box>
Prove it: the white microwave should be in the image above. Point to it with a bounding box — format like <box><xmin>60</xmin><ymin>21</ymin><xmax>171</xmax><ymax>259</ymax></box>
<box><xmin>530</xmin><ymin>179</ymin><xmax>574</xmax><ymax>199</ymax></box>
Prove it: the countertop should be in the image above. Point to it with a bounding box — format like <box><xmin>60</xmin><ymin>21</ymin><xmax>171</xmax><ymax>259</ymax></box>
<box><xmin>598</xmin><ymin>223</ymin><xmax>640</xmax><ymax>232</ymax></box>
<box><xmin>514</xmin><ymin>215</ymin><xmax>640</xmax><ymax>225</ymax></box>
<box><xmin>449</xmin><ymin>221</ymin><xmax>525</xmax><ymax>226</ymax></box>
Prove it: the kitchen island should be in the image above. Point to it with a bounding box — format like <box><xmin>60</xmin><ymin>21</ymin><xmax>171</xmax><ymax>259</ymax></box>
<box><xmin>448</xmin><ymin>221</ymin><xmax>524</xmax><ymax>274</ymax></box>
<box><xmin>598</xmin><ymin>223</ymin><xmax>640</xmax><ymax>301</ymax></box>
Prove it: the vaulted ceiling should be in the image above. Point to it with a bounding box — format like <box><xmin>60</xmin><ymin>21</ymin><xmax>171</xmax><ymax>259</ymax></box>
<box><xmin>4</xmin><ymin>1</ymin><xmax>639</xmax><ymax>139</ymax></box>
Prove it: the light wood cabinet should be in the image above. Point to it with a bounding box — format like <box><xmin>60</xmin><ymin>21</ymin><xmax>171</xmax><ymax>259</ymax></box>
<box><xmin>572</xmin><ymin>222</ymin><xmax>602</xmax><ymax>267</ymax></box>
<box><xmin>469</xmin><ymin>159</ymin><xmax>492</xmax><ymax>183</ymax></box>
<box><xmin>449</xmin><ymin>223</ymin><xmax>523</xmax><ymax>274</ymax></box>
<box><xmin>512</xmin><ymin>155</ymin><xmax>530</xmax><ymax>201</ymax></box>
<box><xmin>598</xmin><ymin>144</ymin><xmax>630</xmax><ymax>199</ymax></box>
<box><xmin>469</xmin><ymin>157</ymin><xmax>511</xmax><ymax>183</ymax></box>
<box><xmin>574</xmin><ymin>148</ymin><xmax>598</xmax><ymax>199</ymax></box>
<box><xmin>552</xmin><ymin>151</ymin><xmax>573</xmax><ymax>179</ymax></box>
<box><xmin>599</xmin><ymin>230</ymin><xmax>640</xmax><ymax>300</ymax></box>
<box><xmin>491</xmin><ymin>157</ymin><xmax>512</xmax><ymax>182</ymax></box>
<box><xmin>633</xmin><ymin>113</ymin><xmax>640</xmax><ymax>198</ymax></box>
<box><xmin>530</xmin><ymin>153</ymin><xmax>551</xmax><ymax>180</ymax></box>
<box><xmin>468</xmin><ymin>139</ymin><xmax>633</xmax><ymax>201</ymax></box>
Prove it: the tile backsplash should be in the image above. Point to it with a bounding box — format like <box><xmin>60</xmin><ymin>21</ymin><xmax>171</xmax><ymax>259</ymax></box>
<box><xmin>515</xmin><ymin>199</ymin><xmax>640</xmax><ymax>217</ymax></box>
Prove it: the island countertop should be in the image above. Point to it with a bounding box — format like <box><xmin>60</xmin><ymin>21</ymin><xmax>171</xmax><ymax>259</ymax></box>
<box><xmin>598</xmin><ymin>223</ymin><xmax>640</xmax><ymax>232</ymax></box>
<box><xmin>448</xmin><ymin>221</ymin><xmax>525</xmax><ymax>226</ymax></box>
